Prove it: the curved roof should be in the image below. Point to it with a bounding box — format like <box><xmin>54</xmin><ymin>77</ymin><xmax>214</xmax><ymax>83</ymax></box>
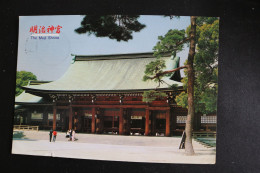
<box><xmin>15</xmin><ymin>81</ymin><xmax>51</xmax><ymax>105</ymax></box>
<box><xmin>15</xmin><ymin>91</ymin><xmax>42</xmax><ymax>103</ymax></box>
<box><xmin>23</xmin><ymin>52</ymin><xmax>182</xmax><ymax>93</ymax></box>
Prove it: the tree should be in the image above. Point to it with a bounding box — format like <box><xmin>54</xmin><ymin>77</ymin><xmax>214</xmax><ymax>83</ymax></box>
<box><xmin>16</xmin><ymin>71</ymin><xmax>37</xmax><ymax>96</ymax></box>
<box><xmin>175</xmin><ymin>18</ymin><xmax>219</xmax><ymax>114</ymax></box>
<box><xmin>143</xmin><ymin>17</ymin><xmax>219</xmax><ymax>155</ymax></box>
<box><xmin>75</xmin><ymin>15</ymin><xmax>145</xmax><ymax>41</ymax></box>
<box><xmin>143</xmin><ymin>16</ymin><xmax>197</xmax><ymax>155</ymax></box>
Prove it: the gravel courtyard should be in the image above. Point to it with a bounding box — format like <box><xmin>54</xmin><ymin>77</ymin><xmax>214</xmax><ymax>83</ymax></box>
<box><xmin>12</xmin><ymin>130</ymin><xmax>216</xmax><ymax>164</ymax></box>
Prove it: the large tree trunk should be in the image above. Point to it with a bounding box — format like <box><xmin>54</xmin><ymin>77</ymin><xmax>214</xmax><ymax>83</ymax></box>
<box><xmin>185</xmin><ymin>16</ymin><xmax>197</xmax><ymax>155</ymax></box>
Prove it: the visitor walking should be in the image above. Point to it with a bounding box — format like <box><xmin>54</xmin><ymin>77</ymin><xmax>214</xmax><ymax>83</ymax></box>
<box><xmin>49</xmin><ymin>128</ymin><xmax>53</xmax><ymax>142</ymax></box>
<box><xmin>53</xmin><ymin>130</ymin><xmax>57</xmax><ymax>142</ymax></box>
<box><xmin>68</xmin><ymin>129</ymin><xmax>72</xmax><ymax>141</ymax></box>
<box><xmin>72</xmin><ymin>130</ymin><xmax>75</xmax><ymax>141</ymax></box>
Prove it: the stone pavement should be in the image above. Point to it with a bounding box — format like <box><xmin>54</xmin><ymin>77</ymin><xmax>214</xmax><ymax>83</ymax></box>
<box><xmin>12</xmin><ymin>130</ymin><xmax>216</xmax><ymax>164</ymax></box>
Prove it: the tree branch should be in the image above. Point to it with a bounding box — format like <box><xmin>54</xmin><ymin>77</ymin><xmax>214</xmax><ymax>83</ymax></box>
<box><xmin>175</xmin><ymin>37</ymin><xmax>190</xmax><ymax>48</ymax></box>
<box><xmin>151</xmin><ymin>65</ymin><xmax>188</xmax><ymax>80</ymax></box>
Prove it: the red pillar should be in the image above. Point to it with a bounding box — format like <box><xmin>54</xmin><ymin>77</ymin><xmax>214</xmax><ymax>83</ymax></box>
<box><xmin>119</xmin><ymin>108</ymin><xmax>124</xmax><ymax>135</ymax></box>
<box><xmin>53</xmin><ymin>105</ymin><xmax>57</xmax><ymax>130</ymax></box>
<box><xmin>69</xmin><ymin>104</ymin><xmax>73</xmax><ymax>130</ymax></box>
<box><xmin>166</xmin><ymin>109</ymin><xmax>171</xmax><ymax>137</ymax></box>
<box><xmin>91</xmin><ymin>107</ymin><xmax>96</xmax><ymax>133</ymax></box>
<box><xmin>145</xmin><ymin>109</ymin><xmax>150</xmax><ymax>136</ymax></box>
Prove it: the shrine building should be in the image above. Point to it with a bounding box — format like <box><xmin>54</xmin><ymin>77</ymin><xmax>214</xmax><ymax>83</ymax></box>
<box><xmin>14</xmin><ymin>52</ymin><xmax>216</xmax><ymax>136</ymax></box>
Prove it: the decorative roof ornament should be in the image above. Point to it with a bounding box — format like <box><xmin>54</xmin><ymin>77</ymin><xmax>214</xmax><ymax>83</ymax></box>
<box><xmin>170</xmin><ymin>51</ymin><xmax>182</xmax><ymax>82</ymax></box>
<box><xmin>71</xmin><ymin>54</ymin><xmax>76</xmax><ymax>64</ymax></box>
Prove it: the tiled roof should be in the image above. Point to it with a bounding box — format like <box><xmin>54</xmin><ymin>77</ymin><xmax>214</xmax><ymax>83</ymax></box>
<box><xmin>23</xmin><ymin>52</ymin><xmax>182</xmax><ymax>93</ymax></box>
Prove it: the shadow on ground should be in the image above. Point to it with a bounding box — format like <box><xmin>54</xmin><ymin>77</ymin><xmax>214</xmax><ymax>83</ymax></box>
<box><xmin>13</xmin><ymin>131</ymin><xmax>26</xmax><ymax>138</ymax></box>
<box><xmin>12</xmin><ymin>131</ymin><xmax>37</xmax><ymax>141</ymax></box>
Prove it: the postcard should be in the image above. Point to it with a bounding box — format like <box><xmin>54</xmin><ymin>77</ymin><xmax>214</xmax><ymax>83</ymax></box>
<box><xmin>13</xmin><ymin>15</ymin><xmax>218</xmax><ymax>164</ymax></box>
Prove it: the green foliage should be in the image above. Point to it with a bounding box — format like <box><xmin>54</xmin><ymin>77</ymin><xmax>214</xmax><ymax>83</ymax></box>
<box><xmin>142</xmin><ymin>90</ymin><xmax>167</xmax><ymax>103</ymax></box>
<box><xmin>143</xmin><ymin>59</ymin><xmax>166</xmax><ymax>83</ymax></box>
<box><xmin>75</xmin><ymin>15</ymin><xmax>145</xmax><ymax>41</ymax></box>
<box><xmin>175</xmin><ymin>92</ymin><xmax>188</xmax><ymax>109</ymax></box>
<box><xmin>175</xmin><ymin>17</ymin><xmax>219</xmax><ymax>114</ymax></box>
<box><xmin>142</xmin><ymin>17</ymin><xmax>219</xmax><ymax>114</ymax></box>
<box><xmin>16</xmin><ymin>71</ymin><xmax>37</xmax><ymax>96</ymax></box>
<box><xmin>142</xmin><ymin>26</ymin><xmax>188</xmax><ymax>103</ymax></box>
<box><xmin>199</xmin><ymin>86</ymin><xmax>218</xmax><ymax>113</ymax></box>
<box><xmin>169</xmin><ymin>84</ymin><xmax>179</xmax><ymax>90</ymax></box>
<box><xmin>153</xmin><ymin>29</ymin><xmax>186</xmax><ymax>58</ymax></box>
<box><xmin>196</xmin><ymin>17</ymin><xmax>219</xmax><ymax>26</ymax></box>
<box><xmin>142</xmin><ymin>29</ymin><xmax>188</xmax><ymax>90</ymax></box>
<box><xmin>193</xmin><ymin>18</ymin><xmax>219</xmax><ymax>114</ymax></box>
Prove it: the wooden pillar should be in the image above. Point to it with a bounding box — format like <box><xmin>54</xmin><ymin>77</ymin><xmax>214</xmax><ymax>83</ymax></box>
<box><xmin>96</xmin><ymin>108</ymin><xmax>103</xmax><ymax>133</ymax></box>
<box><xmin>100</xmin><ymin>109</ymin><xmax>104</xmax><ymax>133</ymax></box>
<box><xmin>152</xmin><ymin>112</ymin><xmax>156</xmax><ymax>135</ymax></box>
<box><xmin>145</xmin><ymin>108</ymin><xmax>150</xmax><ymax>136</ymax></box>
<box><xmin>53</xmin><ymin>105</ymin><xmax>57</xmax><ymax>130</ymax></box>
<box><xmin>119</xmin><ymin>108</ymin><xmax>124</xmax><ymax>135</ymax></box>
<box><xmin>166</xmin><ymin>109</ymin><xmax>171</xmax><ymax>137</ymax></box>
<box><xmin>69</xmin><ymin>104</ymin><xmax>73</xmax><ymax>130</ymax></box>
<box><xmin>91</xmin><ymin>107</ymin><xmax>96</xmax><ymax>133</ymax></box>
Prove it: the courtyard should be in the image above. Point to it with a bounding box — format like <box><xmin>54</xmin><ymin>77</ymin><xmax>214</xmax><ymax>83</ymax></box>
<box><xmin>12</xmin><ymin>130</ymin><xmax>216</xmax><ymax>164</ymax></box>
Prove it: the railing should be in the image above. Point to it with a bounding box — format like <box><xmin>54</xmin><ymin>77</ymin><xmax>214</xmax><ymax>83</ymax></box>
<box><xmin>13</xmin><ymin>125</ymin><xmax>39</xmax><ymax>131</ymax></box>
<box><xmin>192</xmin><ymin>131</ymin><xmax>216</xmax><ymax>138</ymax></box>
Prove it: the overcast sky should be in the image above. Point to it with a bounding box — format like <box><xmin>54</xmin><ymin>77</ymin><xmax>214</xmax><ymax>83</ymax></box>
<box><xmin>17</xmin><ymin>15</ymin><xmax>190</xmax><ymax>81</ymax></box>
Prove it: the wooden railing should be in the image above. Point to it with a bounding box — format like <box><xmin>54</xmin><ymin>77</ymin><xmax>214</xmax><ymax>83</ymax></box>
<box><xmin>192</xmin><ymin>131</ymin><xmax>216</xmax><ymax>138</ymax></box>
<box><xmin>13</xmin><ymin>125</ymin><xmax>39</xmax><ymax>131</ymax></box>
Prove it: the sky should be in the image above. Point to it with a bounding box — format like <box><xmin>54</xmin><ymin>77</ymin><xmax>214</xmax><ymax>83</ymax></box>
<box><xmin>17</xmin><ymin>15</ymin><xmax>190</xmax><ymax>81</ymax></box>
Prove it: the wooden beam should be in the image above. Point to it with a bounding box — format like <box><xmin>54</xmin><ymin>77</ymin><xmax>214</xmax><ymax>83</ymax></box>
<box><xmin>119</xmin><ymin>108</ymin><xmax>124</xmax><ymax>135</ymax></box>
<box><xmin>148</xmin><ymin>107</ymin><xmax>170</xmax><ymax>111</ymax></box>
<box><xmin>72</xmin><ymin>104</ymin><xmax>146</xmax><ymax>108</ymax></box>
<box><xmin>72</xmin><ymin>104</ymin><xmax>170</xmax><ymax>110</ymax></box>
<box><xmin>56</xmin><ymin>106</ymin><xmax>69</xmax><ymax>109</ymax></box>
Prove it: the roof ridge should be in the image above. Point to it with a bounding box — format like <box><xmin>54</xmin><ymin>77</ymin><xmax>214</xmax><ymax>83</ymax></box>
<box><xmin>74</xmin><ymin>52</ymin><xmax>171</xmax><ymax>61</ymax></box>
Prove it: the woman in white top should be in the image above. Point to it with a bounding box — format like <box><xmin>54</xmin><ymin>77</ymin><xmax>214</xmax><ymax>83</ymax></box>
<box><xmin>72</xmin><ymin>130</ymin><xmax>75</xmax><ymax>141</ymax></box>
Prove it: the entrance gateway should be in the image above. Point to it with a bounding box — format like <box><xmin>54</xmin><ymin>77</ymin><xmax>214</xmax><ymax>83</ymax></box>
<box><xmin>14</xmin><ymin>52</ymin><xmax>216</xmax><ymax>136</ymax></box>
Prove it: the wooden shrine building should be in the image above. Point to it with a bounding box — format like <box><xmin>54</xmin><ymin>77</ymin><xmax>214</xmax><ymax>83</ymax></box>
<box><xmin>14</xmin><ymin>52</ymin><xmax>216</xmax><ymax>136</ymax></box>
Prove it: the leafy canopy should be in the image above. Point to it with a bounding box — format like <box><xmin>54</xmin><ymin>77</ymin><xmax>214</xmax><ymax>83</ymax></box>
<box><xmin>16</xmin><ymin>71</ymin><xmax>37</xmax><ymax>96</ymax></box>
<box><xmin>75</xmin><ymin>15</ymin><xmax>145</xmax><ymax>42</ymax></box>
<box><xmin>153</xmin><ymin>29</ymin><xmax>187</xmax><ymax>58</ymax></box>
<box><xmin>142</xmin><ymin>29</ymin><xmax>188</xmax><ymax>102</ymax></box>
<box><xmin>142</xmin><ymin>90</ymin><xmax>167</xmax><ymax>103</ymax></box>
<box><xmin>176</xmin><ymin>17</ymin><xmax>219</xmax><ymax>114</ymax></box>
<box><xmin>143</xmin><ymin>29</ymin><xmax>187</xmax><ymax>83</ymax></box>
<box><xmin>142</xmin><ymin>17</ymin><xmax>219</xmax><ymax>114</ymax></box>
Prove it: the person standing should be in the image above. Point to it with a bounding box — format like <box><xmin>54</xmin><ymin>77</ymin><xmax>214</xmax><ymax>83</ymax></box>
<box><xmin>53</xmin><ymin>130</ymin><xmax>57</xmax><ymax>142</ymax></box>
<box><xmin>72</xmin><ymin>129</ymin><xmax>75</xmax><ymax>141</ymax></box>
<box><xmin>49</xmin><ymin>128</ymin><xmax>53</xmax><ymax>142</ymax></box>
<box><xmin>69</xmin><ymin>129</ymin><xmax>72</xmax><ymax>141</ymax></box>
